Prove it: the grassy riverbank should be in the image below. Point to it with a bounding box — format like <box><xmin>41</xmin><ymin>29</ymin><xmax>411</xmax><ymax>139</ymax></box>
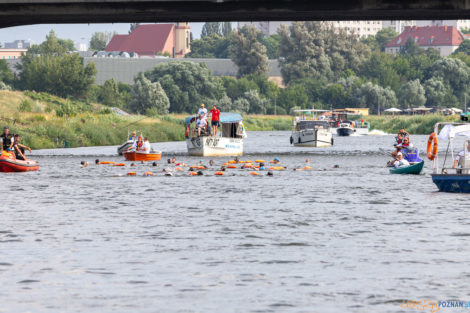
<box><xmin>367</xmin><ymin>114</ymin><xmax>460</xmax><ymax>134</ymax></box>
<box><xmin>0</xmin><ymin>90</ymin><xmax>462</xmax><ymax>149</ymax></box>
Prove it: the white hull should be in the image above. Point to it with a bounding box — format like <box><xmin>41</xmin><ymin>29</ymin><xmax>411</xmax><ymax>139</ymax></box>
<box><xmin>186</xmin><ymin>136</ymin><xmax>243</xmax><ymax>156</ymax></box>
<box><xmin>117</xmin><ymin>140</ymin><xmax>133</xmax><ymax>155</ymax></box>
<box><xmin>331</xmin><ymin>127</ymin><xmax>369</xmax><ymax>135</ymax></box>
<box><xmin>291</xmin><ymin>129</ymin><xmax>333</xmax><ymax>147</ymax></box>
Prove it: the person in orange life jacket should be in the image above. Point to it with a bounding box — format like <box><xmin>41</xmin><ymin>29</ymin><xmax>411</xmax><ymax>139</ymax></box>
<box><xmin>12</xmin><ymin>134</ymin><xmax>31</xmax><ymax>160</ymax></box>
<box><xmin>129</xmin><ymin>136</ymin><xmax>143</xmax><ymax>151</ymax></box>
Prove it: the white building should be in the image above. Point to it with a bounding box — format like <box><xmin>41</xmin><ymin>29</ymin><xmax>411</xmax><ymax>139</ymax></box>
<box><xmin>382</xmin><ymin>20</ymin><xmax>416</xmax><ymax>33</ymax></box>
<box><xmin>331</xmin><ymin>20</ymin><xmax>382</xmax><ymax>37</ymax></box>
<box><xmin>415</xmin><ymin>20</ymin><xmax>470</xmax><ymax>31</ymax></box>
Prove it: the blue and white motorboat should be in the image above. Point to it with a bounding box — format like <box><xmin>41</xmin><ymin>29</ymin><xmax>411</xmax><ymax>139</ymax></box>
<box><xmin>430</xmin><ymin>122</ymin><xmax>470</xmax><ymax>193</ymax></box>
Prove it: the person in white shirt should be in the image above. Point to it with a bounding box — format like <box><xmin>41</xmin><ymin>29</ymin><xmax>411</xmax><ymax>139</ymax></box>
<box><xmin>393</xmin><ymin>152</ymin><xmax>410</xmax><ymax>168</ymax></box>
<box><xmin>198</xmin><ymin>103</ymin><xmax>208</xmax><ymax>121</ymax></box>
<box><xmin>452</xmin><ymin>142</ymin><xmax>470</xmax><ymax>170</ymax></box>
<box><xmin>141</xmin><ymin>137</ymin><xmax>151</xmax><ymax>154</ymax></box>
<box><xmin>194</xmin><ymin>115</ymin><xmax>207</xmax><ymax>137</ymax></box>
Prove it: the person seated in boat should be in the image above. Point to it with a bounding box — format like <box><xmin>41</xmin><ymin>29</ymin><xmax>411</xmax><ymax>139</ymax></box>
<box><xmin>12</xmin><ymin>134</ymin><xmax>31</xmax><ymax>160</ymax></box>
<box><xmin>129</xmin><ymin>136</ymin><xmax>143</xmax><ymax>151</ymax></box>
<box><xmin>391</xmin><ymin>151</ymin><xmax>410</xmax><ymax>168</ymax></box>
<box><xmin>394</xmin><ymin>129</ymin><xmax>409</xmax><ymax>145</ymax></box>
<box><xmin>140</xmin><ymin>137</ymin><xmax>151</xmax><ymax>154</ymax></box>
<box><xmin>193</xmin><ymin>115</ymin><xmax>207</xmax><ymax>137</ymax></box>
<box><xmin>452</xmin><ymin>142</ymin><xmax>470</xmax><ymax>172</ymax></box>
<box><xmin>1</xmin><ymin>126</ymin><xmax>13</xmax><ymax>151</ymax></box>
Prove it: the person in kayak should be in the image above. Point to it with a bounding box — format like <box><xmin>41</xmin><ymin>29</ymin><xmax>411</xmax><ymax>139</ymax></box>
<box><xmin>391</xmin><ymin>151</ymin><xmax>410</xmax><ymax>168</ymax></box>
<box><xmin>12</xmin><ymin>134</ymin><xmax>31</xmax><ymax>160</ymax></box>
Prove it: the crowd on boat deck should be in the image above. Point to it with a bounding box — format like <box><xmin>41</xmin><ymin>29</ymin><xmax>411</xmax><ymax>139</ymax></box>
<box><xmin>126</xmin><ymin>132</ymin><xmax>152</xmax><ymax>154</ymax></box>
<box><xmin>192</xmin><ymin>103</ymin><xmax>220</xmax><ymax>137</ymax></box>
<box><xmin>0</xmin><ymin>126</ymin><xmax>32</xmax><ymax>160</ymax></box>
<box><xmin>388</xmin><ymin>129</ymin><xmax>422</xmax><ymax>168</ymax></box>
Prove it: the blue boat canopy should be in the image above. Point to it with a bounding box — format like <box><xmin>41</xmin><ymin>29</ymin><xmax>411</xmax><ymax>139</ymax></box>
<box><xmin>185</xmin><ymin>112</ymin><xmax>243</xmax><ymax>125</ymax></box>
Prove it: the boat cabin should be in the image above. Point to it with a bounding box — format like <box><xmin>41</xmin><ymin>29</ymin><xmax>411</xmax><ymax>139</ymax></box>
<box><xmin>184</xmin><ymin>112</ymin><xmax>245</xmax><ymax>138</ymax></box>
<box><xmin>295</xmin><ymin>120</ymin><xmax>329</xmax><ymax>131</ymax></box>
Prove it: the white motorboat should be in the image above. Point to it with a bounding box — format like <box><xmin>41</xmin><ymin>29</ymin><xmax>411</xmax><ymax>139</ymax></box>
<box><xmin>185</xmin><ymin>112</ymin><xmax>246</xmax><ymax>156</ymax></box>
<box><xmin>290</xmin><ymin>110</ymin><xmax>333</xmax><ymax>147</ymax></box>
<box><xmin>336</xmin><ymin>122</ymin><xmax>355</xmax><ymax>136</ymax></box>
<box><xmin>117</xmin><ymin>140</ymin><xmax>134</xmax><ymax>155</ymax></box>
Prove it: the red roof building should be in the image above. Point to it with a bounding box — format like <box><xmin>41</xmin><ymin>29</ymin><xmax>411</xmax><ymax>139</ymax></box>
<box><xmin>105</xmin><ymin>23</ymin><xmax>190</xmax><ymax>58</ymax></box>
<box><xmin>384</xmin><ymin>25</ymin><xmax>465</xmax><ymax>57</ymax></box>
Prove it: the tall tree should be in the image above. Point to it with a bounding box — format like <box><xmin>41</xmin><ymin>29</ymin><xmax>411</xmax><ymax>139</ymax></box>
<box><xmin>375</xmin><ymin>27</ymin><xmax>398</xmax><ymax>51</ymax></box>
<box><xmin>0</xmin><ymin>60</ymin><xmax>14</xmax><ymax>85</ymax></box>
<box><xmin>145</xmin><ymin>62</ymin><xmax>224</xmax><ymax>113</ymax></box>
<box><xmin>201</xmin><ymin>22</ymin><xmax>221</xmax><ymax>38</ymax></box>
<box><xmin>355</xmin><ymin>82</ymin><xmax>397</xmax><ymax>114</ymax></box>
<box><xmin>89</xmin><ymin>32</ymin><xmax>115</xmax><ymax>51</ymax></box>
<box><xmin>427</xmin><ymin>57</ymin><xmax>470</xmax><ymax>101</ymax></box>
<box><xmin>397</xmin><ymin>79</ymin><xmax>426</xmax><ymax>109</ymax></box>
<box><xmin>230</xmin><ymin>26</ymin><xmax>268</xmax><ymax>77</ymax></box>
<box><xmin>185</xmin><ymin>34</ymin><xmax>231</xmax><ymax>58</ymax></box>
<box><xmin>423</xmin><ymin>77</ymin><xmax>457</xmax><ymax>108</ymax></box>
<box><xmin>129</xmin><ymin>73</ymin><xmax>170</xmax><ymax>115</ymax></box>
<box><xmin>28</xmin><ymin>30</ymin><xmax>73</xmax><ymax>56</ymax></box>
<box><xmin>221</xmin><ymin>22</ymin><xmax>233</xmax><ymax>37</ymax></box>
<box><xmin>453</xmin><ymin>40</ymin><xmax>470</xmax><ymax>55</ymax></box>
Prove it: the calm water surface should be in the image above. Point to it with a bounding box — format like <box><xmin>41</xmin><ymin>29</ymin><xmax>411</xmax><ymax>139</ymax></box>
<box><xmin>2</xmin><ymin>132</ymin><xmax>470</xmax><ymax>313</ymax></box>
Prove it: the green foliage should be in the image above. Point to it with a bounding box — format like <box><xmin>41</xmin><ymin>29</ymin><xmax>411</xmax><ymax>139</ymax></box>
<box><xmin>24</xmin><ymin>91</ymin><xmax>93</xmax><ymax>117</ymax></box>
<box><xmin>19</xmin><ymin>53</ymin><xmax>97</xmax><ymax>98</ymax></box>
<box><xmin>397</xmin><ymin>79</ymin><xmax>426</xmax><ymax>109</ymax></box>
<box><xmin>0</xmin><ymin>59</ymin><xmax>14</xmax><ymax>85</ymax></box>
<box><xmin>230</xmin><ymin>26</ymin><xmax>268</xmax><ymax>77</ymax></box>
<box><xmin>423</xmin><ymin>77</ymin><xmax>457</xmax><ymax>108</ymax></box>
<box><xmin>27</xmin><ymin>30</ymin><xmax>74</xmax><ymax>56</ymax></box>
<box><xmin>99</xmin><ymin>78</ymin><xmax>126</xmax><ymax>107</ymax></box>
<box><xmin>18</xmin><ymin>99</ymin><xmax>32</xmax><ymax>112</ymax></box>
<box><xmin>260</xmin><ymin>34</ymin><xmax>280</xmax><ymax>59</ymax></box>
<box><xmin>0</xmin><ymin>81</ymin><xmax>12</xmax><ymax>91</ymax></box>
<box><xmin>355</xmin><ymin>82</ymin><xmax>397</xmax><ymax>114</ymax></box>
<box><xmin>278</xmin><ymin>83</ymin><xmax>309</xmax><ymax>110</ymax></box>
<box><xmin>454</xmin><ymin>40</ymin><xmax>470</xmax><ymax>55</ymax></box>
<box><xmin>129</xmin><ymin>73</ymin><xmax>170</xmax><ymax>115</ymax></box>
<box><xmin>201</xmin><ymin>23</ymin><xmax>222</xmax><ymax>38</ymax></box>
<box><xmin>368</xmin><ymin>115</ymin><xmax>458</xmax><ymax>134</ymax></box>
<box><xmin>400</xmin><ymin>37</ymin><xmax>425</xmax><ymax>56</ymax></box>
<box><xmin>89</xmin><ymin>32</ymin><xmax>115</xmax><ymax>51</ymax></box>
<box><xmin>129</xmin><ymin>23</ymin><xmax>140</xmax><ymax>34</ymax></box>
<box><xmin>146</xmin><ymin>61</ymin><xmax>224</xmax><ymax>113</ymax></box>
<box><xmin>185</xmin><ymin>34</ymin><xmax>232</xmax><ymax>58</ymax></box>
<box><xmin>375</xmin><ymin>27</ymin><xmax>398</xmax><ymax>51</ymax></box>
<box><xmin>427</xmin><ymin>57</ymin><xmax>470</xmax><ymax>100</ymax></box>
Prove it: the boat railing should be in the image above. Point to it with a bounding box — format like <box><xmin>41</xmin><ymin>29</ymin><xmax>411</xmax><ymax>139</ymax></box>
<box><xmin>440</xmin><ymin>167</ymin><xmax>470</xmax><ymax>174</ymax></box>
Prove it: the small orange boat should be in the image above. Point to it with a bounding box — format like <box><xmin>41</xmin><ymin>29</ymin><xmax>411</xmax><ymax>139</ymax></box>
<box><xmin>0</xmin><ymin>151</ymin><xmax>39</xmax><ymax>172</ymax></box>
<box><xmin>123</xmin><ymin>151</ymin><xmax>162</xmax><ymax>162</ymax></box>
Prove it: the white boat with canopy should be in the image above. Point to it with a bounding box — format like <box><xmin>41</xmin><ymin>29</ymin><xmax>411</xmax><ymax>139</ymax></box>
<box><xmin>184</xmin><ymin>112</ymin><xmax>246</xmax><ymax>156</ymax></box>
<box><xmin>290</xmin><ymin>109</ymin><xmax>333</xmax><ymax>147</ymax></box>
<box><xmin>430</xmin><ymin>122</ymin><xmax>470</xmax><ymax>192</ymax></box>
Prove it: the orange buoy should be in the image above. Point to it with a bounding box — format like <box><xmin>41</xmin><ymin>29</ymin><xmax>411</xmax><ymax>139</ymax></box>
<box><xmin>274</xmin><ymin>166</ymin><xmax>285</xmax><ymax>170</ymax></box>
<box><xmin>254</xmin><ymin>165</ymin><xmax>260</xmax><ymax>169</ymax></box>
<box><xmin>99</xmin><ymin>161</ymin><xmax>115</xmax><ymax>165</ymax></box>
<box><xmin>188</xmin><ymin>172</ymin><xmax>197</xmax><ymax>176</ymax></box>
<box><xmin>304</xmin><ymin>166</ymin><xmax>312</xmax><ymax>170</ymax></box>
<box><xmin>228</xmin><ymin>160</ymin><xmax>237</xmax><ymax>164</ymax></box>
<box><xmin>255</xmin><ymin>160</ymin><xmax>265</xmax><ymax>163</ymax></box>
<box><xmin>214</xmin><ymin>171</ymin><xmax>224</xmax><ymax>176</ymax></box>
<box><xmin>196</xmin><ymin>166</ymin><xmax>206</xmax><ymax>170</ymax></box>
<box><xmin>268</xmin><ymin>167</ymin><xmax>275</xmax><ymax>170</ymax></box>
<box><xmin>250</xmin><ymin>171</ymin><xmax>259</xmax><ymax>175</ymax></box>
<box><xmin>227</xmin><ymin>165</ymin><xmax>237</xmax><ymax>169</ymax></box>
<box><xmin>244</xmin><ymin>164</ymin><xmax>253</xmax><ymax>168</ymax></box>
<box><xmin>427</xmin><ymin>132</ymin><xmax>438</xmax><ymax>160</ymax></box>
<box><xmin>113</xmin><ymin>163</ymin><xmax>125</xmax><ymax>166</ymax></box>
<box><xmin>175</xmin><ymin>167</ymin><xmax>183</xmax><ymax>171</ymax></box>
<box><xmin>143</xmin><ymin>171</ymin><xmax>154</xmax><ymax>176</ymax></box>
<box><xmin>245</xmin><ymin>160</ymin><xmax>252</xmax><ymax>163</ymax></box>
<box><xmin>127</xmin><ymin>172</ymin><xmax>137</xmax><ymax>176</ymax></box>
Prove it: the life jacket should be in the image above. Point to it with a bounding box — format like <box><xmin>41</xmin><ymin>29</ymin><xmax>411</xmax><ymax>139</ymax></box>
<box><xmin>402</xmin><ymin>148</ymin><xmax>422</xmax><ymax>163</ymax></box>
<box><xmin>1</xmin><ymin>133</ymin><xmax>12</xmax><ymax>151</ymax></box>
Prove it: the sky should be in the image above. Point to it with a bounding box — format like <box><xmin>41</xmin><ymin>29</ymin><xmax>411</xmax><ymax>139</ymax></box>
<box><xmin>0</xmin><ymin>22</ymin><xmax>208</xmax><ymax>48</ymax></box>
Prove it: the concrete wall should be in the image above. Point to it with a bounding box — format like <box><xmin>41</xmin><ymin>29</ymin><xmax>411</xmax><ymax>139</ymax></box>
<box><xmin>84</xmin><ymin>57</ymin><xmax>281</xmax><ymax>85</ymax></box>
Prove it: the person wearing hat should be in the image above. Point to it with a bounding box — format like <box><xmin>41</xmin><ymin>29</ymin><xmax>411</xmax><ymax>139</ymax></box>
<box><xmin>1</xmin><ymin>126</ymin><xmax>13</xmax><ymax>151</ymax></box>
<box><xmin>129</xmin><ymin>131</ymin><xmax>137</xmax><ymax>141</ymax></box>
<box><xmin>198</xmin><ymin>104</ymin><xmax>208</xmax><ymax>121</ymax></box>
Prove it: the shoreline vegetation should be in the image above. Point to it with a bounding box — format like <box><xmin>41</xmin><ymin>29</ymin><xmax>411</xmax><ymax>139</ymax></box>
<box><xmin>0</xmin><ymin>90</ymin><xmax>460</xmax><ymax>150</ymax></box>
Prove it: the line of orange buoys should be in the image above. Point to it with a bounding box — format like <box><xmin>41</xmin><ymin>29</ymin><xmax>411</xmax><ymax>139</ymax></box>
<box><xmin>82</xmin><ymin>157</ymin><xmax>339</xmax><ymax>177</ymax></box>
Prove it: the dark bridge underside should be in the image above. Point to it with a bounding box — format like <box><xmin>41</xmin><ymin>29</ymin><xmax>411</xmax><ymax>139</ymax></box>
<box><xmin>1</xmin><ymin>0</ymin><xmax>470</xmax><ymax>28</ymax></box>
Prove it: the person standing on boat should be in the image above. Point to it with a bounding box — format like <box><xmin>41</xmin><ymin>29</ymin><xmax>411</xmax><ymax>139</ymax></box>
<box><xmin>209</xmin><ymin>105</ymin><xmax>220</xmax><ymax>136</ymax></box>
<box><xmin>452</xmin><ymin>142</ymin><xmax>470</xmax><ymax>170</ymax></box>
<box><xmin>198</xmin><ymin>104</ymin><xmax>208</xmax><ymax>121</ymax></box>
<box><xmin>12</xmin><ymin>134</ymin><xmax>31</xmax><ymax>160</ymax></box>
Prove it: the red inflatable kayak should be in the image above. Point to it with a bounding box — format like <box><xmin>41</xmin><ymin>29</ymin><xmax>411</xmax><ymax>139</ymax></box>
<box><xmin>0</xmin><ymin>152</ymin><xmax>39</xmax><ymax>172</ymax></box>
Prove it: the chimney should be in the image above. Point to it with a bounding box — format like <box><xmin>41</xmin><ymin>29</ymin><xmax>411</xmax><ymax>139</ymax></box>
<box><xmin>445</xmin><ymin>25</ymin><xmax>447</xmax><ymax>31</ymax></box>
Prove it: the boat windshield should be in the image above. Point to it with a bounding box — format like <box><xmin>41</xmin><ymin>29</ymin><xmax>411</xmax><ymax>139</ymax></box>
<box><xmin>297</xmin><ymin>120</ymin><xmax>329</xmax><ymax>130</ymax></box>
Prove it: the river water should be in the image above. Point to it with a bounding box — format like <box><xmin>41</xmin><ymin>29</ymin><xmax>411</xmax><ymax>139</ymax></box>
<box><xmin>2</xmin><ymin>131</ymin><xmax>470</xmax><ymax>313</ymax></box>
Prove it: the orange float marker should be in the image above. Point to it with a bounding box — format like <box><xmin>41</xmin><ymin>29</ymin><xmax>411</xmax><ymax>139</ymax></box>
<box><xmin>227</xmin><ymin>165</ymin><xmax>237</xmax><ymax>169</ymax></box>
<box><xmin>99</xmin><ymin>161</ymin><xmax>115</xmax><ymax>165</ymax></box>
<box><xmin>175</xmin><ymin>167</ymin><xmax>183</xmax><ymax>171</ymax></box>
<box><xmin>127</xmin><ymin>172</ymin><xmax>137</xmax><ymax>176</ymax></box>
<box><xmin>304</xmin><ymin>166</ymin><xmax>312</xmax><ymax>170</ymax></box>
<box><xmin>250</xmin><ymin>171</ymin><xmax>259</xmax><ymax>175</ymax></box>
<box><xmin>188</xmin><ymin>172</ymin><xmax>197</xmax><ymax>176</ymax></box>
<box><xmin>143</xmin><ymin>172</ymin><xmax>154</xmax><ymax>176</ymax></box>
<box><xmin>214</xmin><ymin>171</ymin><xmax>224</xmax><ymax>176</ymax></box>
<box><xmin>113</xmin><ymin>163</ymin><xmax>125</xmax><ymax>166</ymax></box>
